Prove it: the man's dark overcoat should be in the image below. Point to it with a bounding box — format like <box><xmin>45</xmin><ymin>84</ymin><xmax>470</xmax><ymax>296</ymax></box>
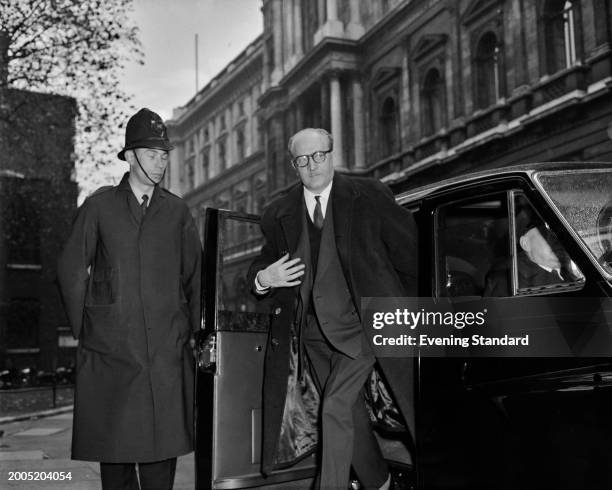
<box><xmin>247</xmin><ymin>173</ymin><xmax>418</xmax><ymax>473</ymax></box>
<box><xmin>57</xmin><ymin>173</ymin><xmax>201</xmax><ymax>463</ymax></box>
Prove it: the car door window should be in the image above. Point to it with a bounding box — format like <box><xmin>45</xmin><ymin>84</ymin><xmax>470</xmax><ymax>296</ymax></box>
<box><xmin>434</xmin><ymin>191</ymin><xmax>584</xmax><ymax>299</ymax></box>
<box><xmin>511</xmin><ymin>193</ymin><xmax>584</xmax><ymax>296</ymax></box>
<box><xmin>435</xmin><ymin>193</ymin><xmax>510</xmax><ymax>297</ymax></box>
<box><xmin>215</xmin><ymin>213</ymin><xmax>273</xmax><ymax>331</ymax></box>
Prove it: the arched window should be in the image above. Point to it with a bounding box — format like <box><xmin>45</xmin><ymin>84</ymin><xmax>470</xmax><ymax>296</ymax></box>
<box><xmin>422</xmin><ymin>68</ymin><xmax>444</xmax><ymax>137</ymax></box>
<box><xmin>380</xmin><ymin>96</ymin><xmax>399</xmax><ymax>158</ymax></box>
<box><xmin>544</xmin><ymin>0</ymin><xmax>577</xmax><ymax>74</ymax></box>
<box><xmin>475</xmin><ymin>31</ymin><xmax>501</xmax><ymax>109</ymax></box>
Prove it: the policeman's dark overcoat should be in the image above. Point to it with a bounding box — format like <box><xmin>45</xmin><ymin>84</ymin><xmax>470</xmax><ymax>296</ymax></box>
<box><xmin>247</xmin><ymin>173</ymin><xmax>418</xmax><ymax>473</ymax></box>
<box><xmin>57</xmin><ymin>173</ymin><xmax>201</xmax><ymax>463</ymax></box>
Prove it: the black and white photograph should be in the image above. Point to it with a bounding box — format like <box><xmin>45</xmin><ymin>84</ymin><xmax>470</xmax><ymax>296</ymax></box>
<box><xmin>2</xmin><ymin>1</ymin><xmax>612</xmax><ymax>489</ymax></box>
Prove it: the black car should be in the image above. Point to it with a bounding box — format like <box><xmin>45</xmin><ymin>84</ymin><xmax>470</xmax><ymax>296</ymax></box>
<box><xmin>195</xmin><ymin>163</ymin><xmax>612</xmax><ymax>489</ymax></box>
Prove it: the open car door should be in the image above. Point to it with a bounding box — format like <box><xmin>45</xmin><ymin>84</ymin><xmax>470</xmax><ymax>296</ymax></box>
<box><xmin>194</xmin><ymin>208</ymin><xmax>316</xmax><ymax>489</ymax></box>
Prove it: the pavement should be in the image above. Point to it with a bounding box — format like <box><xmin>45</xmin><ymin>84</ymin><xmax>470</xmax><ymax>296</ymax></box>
<box><xmin>0</xmin><ymin>407</ymin><xmax>195</xmax><ymax>489</ymax></box>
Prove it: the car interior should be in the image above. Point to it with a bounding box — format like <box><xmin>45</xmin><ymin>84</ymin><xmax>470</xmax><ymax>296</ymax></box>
<box><xmin>436</xmin><ymin>192</ymin><xmax>583</xmax><ymax>299</ymax></box>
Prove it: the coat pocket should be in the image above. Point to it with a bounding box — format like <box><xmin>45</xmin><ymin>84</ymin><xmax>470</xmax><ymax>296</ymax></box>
<box><xmin>91</xmin><ymin>267</ymin><xmax>115</xmax><ymax>305</ymax></box>
<box><xmin>81</xmin><ymin>304</ymin><xmax>122</xmax><ymax>355</ymax></box>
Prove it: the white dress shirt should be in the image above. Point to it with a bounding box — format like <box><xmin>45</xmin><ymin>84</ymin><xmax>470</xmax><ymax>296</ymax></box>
<box><xmin>303</xmin><ymin>179</ymin><xmax>333</xmax><ymax>223</ymax></box>
<box><xmin>255</xmin><ymin>180</ymin><xmax>334</xmax><ymax>292</ymax></box>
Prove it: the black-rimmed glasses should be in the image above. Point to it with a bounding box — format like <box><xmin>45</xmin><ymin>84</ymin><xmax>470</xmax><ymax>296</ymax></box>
<box><xmin>291</xmin><ymin>150</ymin><xmax>332</xmax><ymax>168</ymax></box>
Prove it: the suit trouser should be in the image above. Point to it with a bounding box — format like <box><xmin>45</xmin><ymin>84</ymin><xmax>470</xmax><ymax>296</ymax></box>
<box><xmin>303</xmin><ymin>314</ymin><xmax>388</xmax><ymax>490</ymax></box>
<box><xmin>100</xmin><ymin>457</ymin><xmax>177</xmax><ymax>490</ymax></box>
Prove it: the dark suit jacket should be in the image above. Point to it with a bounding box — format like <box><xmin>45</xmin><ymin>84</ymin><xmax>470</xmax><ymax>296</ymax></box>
<box><xmin>247</xmin><ymin>173</ymin><xmax>418</xmax><ymax>473</ymax></box>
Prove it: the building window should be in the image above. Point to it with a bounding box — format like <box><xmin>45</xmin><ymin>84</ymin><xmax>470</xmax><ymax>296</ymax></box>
<box><xmin>220</xmin><ymin>114</ymin><xmax>226</xmax><ymax>132</ymax></box>
<box><xmin>238</xmin><ymin>100</ymin><xmax>245</xmax><ymax>118</ymax></box>
<box><xmin>218</xmin><ymin>140</ymin><xmax>227</xmax><ymax>172</ymax></box>
<box><xmin>544</xmin><ymin>0</ymin><xmax>577</xmax><ymax>74</ymax></box>
<box><xmin>185</xmin><ymin>157</ymin><xmax>195</xmax><ymax>190</ymax></box>
<box><xmin>475</xmin><ymin>31</ymin><xmax>501</xmax><ymax>109</ymax></box>
<box><xmin>236</xmin><ymin>127</ymin><xmax>245</xmax><ymax>162</ymax></box>
<box><xmin>379</xmin><ymin>96</ymin><xmax>399</xmax><ymax>158</ymax></box>
<box><xmin>201</xmin><ymin>147</ymin><xmax>210</xmax><ymax>182</ymax></box>
<box><xmin>422</xmin><ymin>68</ymin><xmax>444</xmax><ymax>137</ymax></box>
<box><xmin>203</xmin><ymin>127</ymin><xmax>210</xmax><ymax>143</ymax></box>
<box><xmin>6</xmin><ymin>193</ymin><xmax>40</xmax><ymax>265</ymax></box>
<box><xmin>256</xmin><ymin>117</ymin><xmax>264</xmax><ymax>150</ymax></box>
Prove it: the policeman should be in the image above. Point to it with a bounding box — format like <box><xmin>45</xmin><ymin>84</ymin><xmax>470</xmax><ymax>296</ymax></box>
<box><xmin>58</xmin><ymin>108</ymin><xmax>202</xmax><ymax>490</ymax></box>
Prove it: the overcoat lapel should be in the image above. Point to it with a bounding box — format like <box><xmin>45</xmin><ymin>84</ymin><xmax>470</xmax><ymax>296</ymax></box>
<box><xmin>331</xmin><ymin>174</ymin><xmax>358</xmax><ymax>286</ymax></box>
<box><xmin>145</xmin><ymin>185</ymin><xmax>168</xmax><ymax>221</ymax></box>
<box><xmin>117</xmin><ymin>175</ymin><xmax>141</xmax><ymax>228</ymax></box>
<box><xmin>277</xmin><ymin>185</ymin><xmax>304</xmax><ymax>254</ymax></box>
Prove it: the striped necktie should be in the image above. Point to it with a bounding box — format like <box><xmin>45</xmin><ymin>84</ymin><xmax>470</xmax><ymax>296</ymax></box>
<box><xmin>313</xmin><ymin>195</ymin><xmax>324</xmax><ymax>230</ymax></box>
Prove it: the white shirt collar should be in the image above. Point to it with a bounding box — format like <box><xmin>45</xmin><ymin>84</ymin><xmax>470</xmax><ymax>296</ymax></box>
<box><xmin>303</xmin><ymin>180</ymin><xmax>333</xmax><ymax>220</ymax></box>
<box><xmin>129</xmin><ymin>182</ymin><xmax>152</xmax><ymax>207</ymax></box>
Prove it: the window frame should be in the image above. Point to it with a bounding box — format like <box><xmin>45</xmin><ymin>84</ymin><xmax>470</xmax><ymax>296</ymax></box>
<box><xmin>428</xmin><ymin>180</ymin><xmax>587</xmax><ymax>300</ymax></box>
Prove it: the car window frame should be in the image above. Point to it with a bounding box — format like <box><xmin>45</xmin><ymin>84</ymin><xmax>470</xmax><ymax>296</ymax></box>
<box><xmin>510</xmin><ymin>190</ymin><xmax>586</xmax><ymax>297</ymax></box>
<box><xmin>419</xmin><ymin>176</ymin><xmax>588</xmax><ymax>300</ymax></box>
<box><xmin>533</xmin><ymin>168</ymin><xmax>612</xmax><ymax>282</ymax></box>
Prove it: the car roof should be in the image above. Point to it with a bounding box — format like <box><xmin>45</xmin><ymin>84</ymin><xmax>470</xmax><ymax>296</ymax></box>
<box><xmin>395</xmin><ymin>161</ymin><xmax>612</xmax><ymax>205</ymax></box>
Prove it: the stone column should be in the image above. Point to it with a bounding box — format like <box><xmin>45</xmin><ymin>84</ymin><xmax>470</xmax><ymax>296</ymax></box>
<box><xmin>271</xmin><ymin>0</ymin><xmax>283</xmax><ymax>84</ymax></box>
<box><xmin>400</xmin><ymin>45</ymin><xmax>411</xmax><ymax>144</ymax></box>
<box><xmin>262</xmin><ymin>35</ymin><xmax>270</xmax><ymax>91</ymax></box>
<box><xmin>327</xmin><ymin>0</ymin><xmax>337</xmax><ymax>21</ymax></box>
<box><xmin>329</xmin><ymin>73</ymin><xmax>344</xmax><ymax>168</ymax></box>
<box><xmin>293</xmin><ymin>0</ymin><xmax>303</xmax><ymax>58</ymax></box>
<box><xmin>314</xmin><ymin>0</ymin><xmax>343</xmax><ymax>44</ymax></box>
<box><xmin>347</xmin><ymin>0</ymin><xmax>365</xmax><ymax>39</ymax></box>
<box><xmin>283</xmin><ymin>0</ymin><xmax>294</xmax><ymax>72</ymax></box>
<box><xmin>317</xmin><ymin>0</ymin><xmax>326</xmax><ymax>24</ymax></box>
<box><xmin>352</xmin><ymin>77</ymin><xmax>365</xmax><ymax>169</ymax></box>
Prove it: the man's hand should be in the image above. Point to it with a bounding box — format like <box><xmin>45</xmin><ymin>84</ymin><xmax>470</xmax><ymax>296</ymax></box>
<box><xmin>258</xmin><ymin>253</ymin><xmax>305</xmax><ymax>288</ymax></box>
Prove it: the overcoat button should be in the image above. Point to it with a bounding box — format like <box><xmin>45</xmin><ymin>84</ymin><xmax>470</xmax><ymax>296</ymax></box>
<box><xmin>274</xmin><ymin>307</ymin><xmax>282</xmax><ymax>315</ymax></box>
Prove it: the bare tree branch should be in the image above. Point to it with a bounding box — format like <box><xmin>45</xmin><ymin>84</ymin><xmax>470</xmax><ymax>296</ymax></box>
<box><xmin>1</xmin><ymin>0</ymin><xmax>142</xmax><ymax>197</ymax></box>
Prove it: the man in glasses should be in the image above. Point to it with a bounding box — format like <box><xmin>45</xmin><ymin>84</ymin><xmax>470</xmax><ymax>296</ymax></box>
<box><xmin>248</xmin><ymin>128</ymin><xmax>418</xmax><ymax>489</ymax></box>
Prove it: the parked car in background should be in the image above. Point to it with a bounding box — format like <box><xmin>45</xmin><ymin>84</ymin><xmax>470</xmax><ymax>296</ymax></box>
<box><xmin>195</xmin><ymin>163</ymin><xmax>612</xmax><ymax>489</ymax></box>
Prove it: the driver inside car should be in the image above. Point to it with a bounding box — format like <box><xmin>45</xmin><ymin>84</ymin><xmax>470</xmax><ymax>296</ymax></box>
<box><xmin>484</xmin><ymin>207</ymin><xmax>574</xmax><ymax>296</ymax></box>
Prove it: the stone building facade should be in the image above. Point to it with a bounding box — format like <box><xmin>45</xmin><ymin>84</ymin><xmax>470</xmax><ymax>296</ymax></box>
<box><xmin>165</xmin><ymin>36</ymin><xmax>265</xmax><ymax>235</ymax></box>
<box><xmin>168</xmin><ymin>0</ymin><xmax>612</xmax><ymax>256</ymax></box>
<box><xmin>170</xmin><ymin>0</ymin><xmax>612</xmax><ymax>205</ymax></box>
<box><xmin>259</xmin><ymin>0</ymin><xmax>612</xmax><ymax>196</ymax></box>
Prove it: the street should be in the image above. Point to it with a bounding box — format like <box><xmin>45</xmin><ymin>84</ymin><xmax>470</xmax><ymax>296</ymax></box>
<box><xmin>0</xmin><ymin>409</ymin><xmax>195</xmax><ymax>489</ymax></box>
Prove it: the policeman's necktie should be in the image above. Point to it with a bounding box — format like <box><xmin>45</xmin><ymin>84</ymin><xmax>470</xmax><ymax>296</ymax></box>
<box><xmin>313</xmin><ymin>195</ymin><xmax>324</xmax><ymax>230</ymax></box>
<box><xmin>140</xmin><ymin>194</ymin><xmax>149</xmax><ymax>220</ymax></box>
